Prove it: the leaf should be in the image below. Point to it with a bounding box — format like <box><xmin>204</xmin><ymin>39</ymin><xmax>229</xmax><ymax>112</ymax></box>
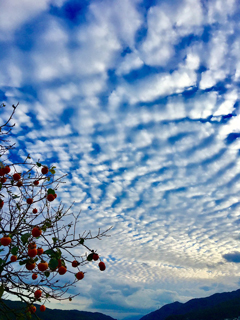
<box><xmin>87</xmin><ymin>253</ymin><xmax>93</xmax><ymax>261</ymax></box>
<box><xmin>49</xmin><ymin>169</ymin><xmax>55</xmax><ymax>174</ymax></box>
<box><xmin>11</xmin><ymin>246</ymin><xmax>18</xmax><ymax>255</ymax></box>
<box><xmin>19</xmin><ymin>259</ymin><xmax>29</xmax><ymax>266</ymax></box>
<box><xmin>16</xmin><ymin>203</ymin><xmax>21</xmax><ymax>211</ymax></box>
<box><xmin>21</xmin><ymin>233</ymin><xmax>31</xmax><ymax>245</ymax></box>
<box><xmin>47</xmin><ymin>188</ymin><xmax>55</xmax><ymax>195</ymax></box>
<box><xmin>16</xmin><ymin>313</ymin><xmax>25</xmax><ymax>320</ymax></box>
<box><xmin>60</xmin><ymin>259</ymin><xmax>66</xmax><ymax>267</ymax></box>
<box><xmin>0</xmin><ymin>284</ymin><xmax>4</xmax><ymax>298</ymax></box>
<box><xmin>55</xmin><ymin>248</ymin><xmax>61</xmax><ymax>259</ymax></box>
<box><xmin>44</xmin><ymin>271</ymin><xmax>50</xmax><ymax>278</ymax></box>
<box><xmin>52</xmin><ymin>237</ymin><xmax>58</xmax><ymax>244</ymax></box>
<box><xmin>49</xmin><ymin>258</ymin><xmax>58</xmax><ymax>270</ymax></box>
<box><xmin>36</xmin><ymin>162</ymin><xmax>42</xmax><ymax>167</ymax></box>
<box><xmin>0</xmin><ymin>258</ymin><xmax>3</xmax><ymax>266</ymax></box>
<box><xmin>47</xmin><ymin>177</ymin><xmax>51</xmax><ymax>181</ymax></box>
<box><xmin>56</xmin><ymin>248</ymin><xmax>61</xmax><ymax>255</ymax></box>
<box><xmin>44</xmin><ymin>249</ymin><xmax>55</xmax><ymax>256</ymax></box>
<box><xmin>45</xmin><ymin>219</ymin><xmax>52</xmax><ymax>228</ymax></box>
<box><xmin>12</xmin><ymin>195</ymin><xmax>20</xmax><ymax>199</ymax></box>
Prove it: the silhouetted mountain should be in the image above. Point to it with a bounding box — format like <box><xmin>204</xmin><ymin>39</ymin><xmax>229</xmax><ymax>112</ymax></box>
<box><xmin>123</xmin><ymin>315</ymin><xmax>144</xmax><ymax>320</ymax></box>
<box><xmin>0</xmin><ymin>299</ymin><xmax>117</xmax><ymax>320</ymax></box>
<box><xmin>165</xmin><ymin>296</ymin><xmax>240</xmax><ymax>320</ymax></box>
<box><xmin>140</xmin><ymin>301</ymin><xmax>183</xmax><ymax>320</ymax></box>
<box><xmin>140</xmin><ymin>289</ymin><xmax>240</xmax><ymax>320</ymax></box>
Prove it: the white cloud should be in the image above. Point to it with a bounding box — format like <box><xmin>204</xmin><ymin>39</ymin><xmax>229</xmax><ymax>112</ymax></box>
<box><xmin>185</xmin><ymin>53</ymin><xmax>200</xmax><ymax>70</ymax></box>
<box><xmin>71</xmin><ymin>0</ymin><xmax>141</xmax><ymax>77</ymax></box>
<box><xmin>175</xmin><ymin>0</ymin><xmax>203</xmax><ymax>29</ymax></box>
<box><xmin>32</xmin><ymin>19</ymin><xmax>71</xmax><ymax>82</ymax></box>
<box><xmin>89</xmin><ymin>0</ymin><xmax>142</xmax><ymax>49</ymax></box>
<box><xmin>116</xmin><ymin>52</ymin><xmax>144</xmax><ymax>76</ymax></box>
<box><xmin>214</xmin><ymin>89</ymin><xmax>238</xmax><ymax>116</ymax></box>
<box><xmin>139</xmin><ymin>0</ymin><xmax>203</xmax><ymax>67</ymax></box>
<box><xmin>207</xmin><ymin>31</ymin><xmax>228</xmax><ymax>71</ymax></box>
<box><xmin>200</xmin><ymin>70</ymin><xmax>225</xmax><ymax>90</ymax></box>
<box><xmin>140</xmin><ymin>6</ymin><xmax>177</xmax><ymax>66</ymax></box>
<box><xmin>0</xmin><ymin>0</ymin><xmax>49</xmax><ymax>40</ymax></box>
<box><xmin>207</xmin><ymin>0</ymin><xmax>236</xmax><ymax>24</ymax></box>
<box><xmin>111</xmin><ymin>64</ymin><xmax>197</xmax><ymax>104</ymax></box>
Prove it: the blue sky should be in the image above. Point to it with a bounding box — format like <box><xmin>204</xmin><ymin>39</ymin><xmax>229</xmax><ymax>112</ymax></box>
<box><xmin>1</xmin><ymin>0</ymin><xmax>240</xmax><ymax>319</ymax></box>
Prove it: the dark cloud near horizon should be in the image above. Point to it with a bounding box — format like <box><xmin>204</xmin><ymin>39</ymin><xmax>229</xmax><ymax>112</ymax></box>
<box><xmin>223</xmin><ymin>252</ymin><xmax>240</xmax><ymax>263</ymax></box>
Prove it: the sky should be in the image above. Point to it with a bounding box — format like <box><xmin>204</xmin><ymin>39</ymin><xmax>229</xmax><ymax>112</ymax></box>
<box><xmin>0</xmin><ymin>0</ymin><xmax>240</xmax><ymax>319</ymax></box>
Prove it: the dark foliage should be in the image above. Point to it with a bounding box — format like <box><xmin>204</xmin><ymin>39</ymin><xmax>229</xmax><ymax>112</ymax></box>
<box><xmin>0</xmin><ymin>299</ymin><xmax>117</xmax><ymax>320</ymax></box>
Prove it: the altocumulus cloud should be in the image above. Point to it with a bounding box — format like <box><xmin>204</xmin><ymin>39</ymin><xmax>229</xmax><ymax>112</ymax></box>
<box><xmin>1</xmin><ymin>0</ymin><xmax>240</xmax><ymax>319</ymax></box>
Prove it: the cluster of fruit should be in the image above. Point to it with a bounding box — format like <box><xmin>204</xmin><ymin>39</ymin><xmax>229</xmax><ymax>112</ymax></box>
<box><xmin>0</xmin><ymin>230</ymin><xmax>106</xmax><ymax>272</ymax></box>
<box><xmin>0</xmin><ymin>161</ymin><xmax>107</xmax><ymax>315</ymax></box>
<box><xmin>27</xmin><ymin>303</ymin><xmax>46</xmax><ymax>314</ymax></box>
<box><xmin>0</xmin><ymin>165</ymin><xmax>58</xmax><ymax>208</ymax></box>
<box><xmin>0</xmin><ymin>228</ymin><xmax>106</xmax><ymax>312</ymax></box>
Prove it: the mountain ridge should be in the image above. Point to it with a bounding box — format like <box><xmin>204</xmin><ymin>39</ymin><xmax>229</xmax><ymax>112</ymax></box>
<box><xmin>139</xmin><ymin>288</ymin><xmax>240</xmax><ymax>320</ymax></box>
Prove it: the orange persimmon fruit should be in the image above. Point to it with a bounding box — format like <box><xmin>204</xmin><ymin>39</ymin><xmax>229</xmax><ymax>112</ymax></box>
<box><xmin>13</xmin><ymin>173</ymin><xmax>21</xmax><ymax>181</ymax></box>
<box><xmin>58</xmin><ymin>266</ymin><xmax>67</xmax><ymax>275</ymax></box>
<box><xmin>0</xmin><ymin>236</ymin><xmax>11</xmax><ymax>246</ymax></box>
<box><xmin>98</xmin><ymin>261</ymin><xmax>106</xmax><ymax>271</ymax></box>
<box><xmin>38</xmin><ymin>261</ymin><xmax>48</xmax><ymax>272</ymax></box>
<box><xmin>10</xmin><ymin>255</ymin><xmax>17</xmax><ymax>262</ymax></box>
<box><xmin>34</xmin><ymin>289</ymin><xmax>42</xmax><ymax>299</ymax></box>
<box><xmin>32</xmin><ymin>227</ymin><xmax>42</xmax><ymax>238</ymax></box>
<box><xmin>40</xmin><ymin>305</ymin><xmax>46</xmax><ymax>312</ymax></box>
<box><xmin>75</xmin><ymin>271</ymin><xmax>84</xmax><ymax>280</ymax></box>
<box><xmin>37</xmin><ymin>248</ymin><xmax>44</xmax><ymax>255</ymax></box>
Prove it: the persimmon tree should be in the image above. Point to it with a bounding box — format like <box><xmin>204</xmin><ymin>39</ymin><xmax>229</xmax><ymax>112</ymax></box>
<box><xmin>0</xmin><ymin>103</ymin><xmax>111</xmax><ymax>319</ymax></box>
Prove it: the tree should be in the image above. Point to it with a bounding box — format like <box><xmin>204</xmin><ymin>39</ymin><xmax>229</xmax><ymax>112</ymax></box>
<box><xmin>0</xmin><ymin>103</ymin><xmax>111</xmax><ymax>319</ymax></box>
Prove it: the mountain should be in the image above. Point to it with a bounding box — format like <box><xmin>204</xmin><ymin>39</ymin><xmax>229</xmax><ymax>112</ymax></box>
<box><xmin>139</xmin><ymin>302</ymin><xmax>183</xmax><ymax>320</ymax></box>
<box><xmin>139</xmin><ymin>289</ymin><xmax>240</xmax><ymax>320</ymax></box>
<box><xmin>0</xmin><ymin>299</ymin><xmax>117</xmax><ymax>320</ymax></box>
<box><xmin>123</xmin><ymin>315</ymin><xmax>145</xmax><ymax>320</ymax></box>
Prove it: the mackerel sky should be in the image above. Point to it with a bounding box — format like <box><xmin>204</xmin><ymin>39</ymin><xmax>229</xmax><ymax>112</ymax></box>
<box><xmin>1</xmin><ymin>0</ymin><xmax>240</xmax><ymax>319</ymax></box>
